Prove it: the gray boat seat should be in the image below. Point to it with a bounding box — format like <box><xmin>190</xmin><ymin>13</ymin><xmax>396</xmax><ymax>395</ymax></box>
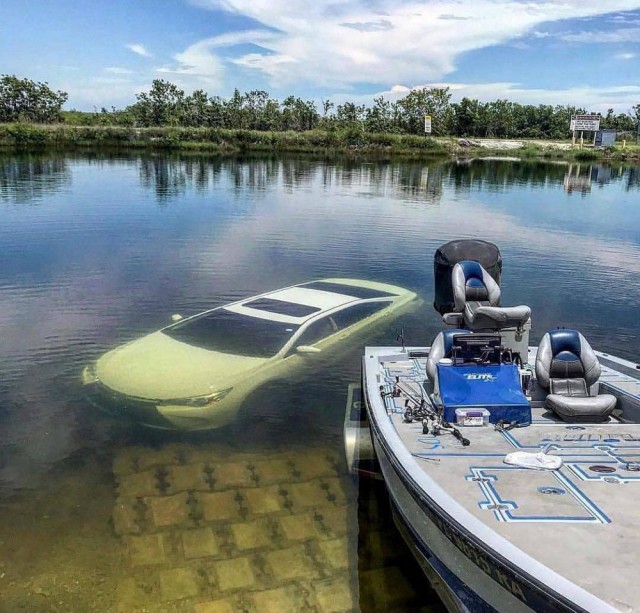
<box><xmin>535</xmin><ymin>329</ymin><xmax>616</xmax><ymax>423</ymax></box>
<box><xmin>426</xmin><ymin>329</ymin><xmax>472</xmax><ymax>382</ymax></box>
<box><xmin>451</xmin><ymin>260</ymin><xmax>531</xmax><ymax>331</ymax></box>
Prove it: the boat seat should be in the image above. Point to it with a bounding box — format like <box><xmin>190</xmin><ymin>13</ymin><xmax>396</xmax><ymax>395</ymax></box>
<box><xmin>426</xmin><ymin>329</ymin><xmax>472</xmax><ymax>382</ymax></box>
<box><xmin>450</xmin><ymin>260</ymin><xmax>531</xmax><ymax>331</ymax></box>
<box><xmin>535</xmin><ymin>329</ymin><xmax>616</xmax><ymax>423</ymax></box>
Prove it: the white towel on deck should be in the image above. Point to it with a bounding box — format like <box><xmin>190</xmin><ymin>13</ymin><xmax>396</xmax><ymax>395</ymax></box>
<box><xmin>503</xmin><ymin>451</ymin><xmax>562</xmax><ymax>470</ymax></box>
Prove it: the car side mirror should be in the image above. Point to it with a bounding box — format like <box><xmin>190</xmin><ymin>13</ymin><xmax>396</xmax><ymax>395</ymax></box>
<box><xmin>171</xmin><ymin>314</ymin><xmax>183</xmax><ymax>322</ymax></box>
<box><xmin>296</xmin><ymin>345</ymin><xmax>322</xmax><ymax>354</ymax></box>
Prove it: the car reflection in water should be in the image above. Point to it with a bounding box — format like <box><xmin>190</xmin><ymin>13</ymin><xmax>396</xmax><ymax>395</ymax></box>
<box><xmin>83</xmin><ymin>279</ymin><xmax>417</xmax><ymax>430</ymax></box>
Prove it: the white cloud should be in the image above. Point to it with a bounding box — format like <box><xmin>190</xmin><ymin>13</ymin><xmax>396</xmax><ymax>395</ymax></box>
<box><xmin>126</xmin><ymin>43</ymin><xmax>152</xmax><ymax>57</ymax></box>
<box><xmin>183</xmin><ymin>0</ymin><xmax>640</xmax><ymax>89</ymax></box>
<box><xmin>614</xmin><ymin>52</ymin><xmax>637</xmax><ymax>59</ymax></box>
<box><xmin>156</xmin><ymin>30</ymin><xmax>277</xmax><ymax>89</ymax></box>
<box><xmin>560</xmin><ymin>27</ymin><xmax>640</xmax><ymax>43</ymax></box>
<box><xmin>105</xmin><ymin>67</ymin><xmax>134</xmax><ymax>74</ymax></box>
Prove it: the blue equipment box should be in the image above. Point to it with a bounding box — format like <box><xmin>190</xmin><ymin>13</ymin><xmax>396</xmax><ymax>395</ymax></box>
<box><xmin>437</xmin><ymin>363</ymin><xmax>531</xmax><ymax>425</ymax></box>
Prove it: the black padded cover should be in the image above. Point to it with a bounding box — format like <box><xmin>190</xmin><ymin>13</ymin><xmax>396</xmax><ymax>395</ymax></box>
<box><xmin>434</xmin><ymin>239</ymin><xmax>502</xmax><ymax>315</ymax></box>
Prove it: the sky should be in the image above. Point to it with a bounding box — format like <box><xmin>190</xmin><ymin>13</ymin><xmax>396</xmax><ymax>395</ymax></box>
<box><xmin>1</xmin><ymin>0</ymin><xmax>640</xmax><ymax>113</ymax></box>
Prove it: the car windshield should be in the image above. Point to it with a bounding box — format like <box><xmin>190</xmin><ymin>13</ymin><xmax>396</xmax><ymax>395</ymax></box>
<box><xmin>162</xmin><ymin>308</ymin><xmax>299</xmax><ymax>358</ymax></box>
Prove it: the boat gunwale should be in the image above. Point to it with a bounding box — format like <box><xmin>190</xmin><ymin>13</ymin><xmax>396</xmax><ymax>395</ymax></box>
<box><xmin>364</xmin><ymin>345</ymin><xmax>620</xmax><ymax>613</ymax></box>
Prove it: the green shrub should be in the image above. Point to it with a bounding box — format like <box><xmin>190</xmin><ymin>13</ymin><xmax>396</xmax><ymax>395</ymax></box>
<box><xmin>573</xmin><ymin>149</ymin><xmax>599</xmax><ymax>161</ymax></box>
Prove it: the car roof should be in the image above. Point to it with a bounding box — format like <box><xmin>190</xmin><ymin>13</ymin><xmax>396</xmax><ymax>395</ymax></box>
<box><xmin>223</xmin><ymin>278</ymin><xmax>407</xmax><ymax>325</ymax></box>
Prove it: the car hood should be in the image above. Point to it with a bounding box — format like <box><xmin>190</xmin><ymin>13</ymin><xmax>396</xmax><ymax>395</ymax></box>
<box><xmin>95</xmin><ymin>331</ymin><xmax>265</xmax><ymax>399</ymax></box>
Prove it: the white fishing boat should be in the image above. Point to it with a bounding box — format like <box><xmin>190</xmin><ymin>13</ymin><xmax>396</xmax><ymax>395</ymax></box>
<box><xmin>346</xmin><ymin>240</ymin><xmax>640</xmax><ymax>612</ymax></box>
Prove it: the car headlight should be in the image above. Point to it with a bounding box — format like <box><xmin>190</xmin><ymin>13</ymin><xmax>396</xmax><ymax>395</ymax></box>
<box><xmin>82</xmin><ymin>364</ymin><xmax>99</xmax><ymax>385</ymax></box>
<box><xmin>158</xmin><ymin>388</ymin><xmax>234</xmax><ymax>408</ymax></box>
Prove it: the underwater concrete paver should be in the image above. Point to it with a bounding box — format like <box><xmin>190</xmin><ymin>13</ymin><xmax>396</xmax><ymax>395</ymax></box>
<box><xmin>213</xmin><ymin>556</ymin><xmax>257</xmax><ymax>592</ymax></box>
<box><xmin>113</xmin><ymin>500</ymin><xmax>141</xmax><ymax>535</ymax></box>
<box><xmin>117</xmin><ymin>470</ymin><xmax>161</xmax><ymax>498</ymax></box>
<box><xmin>199</xmin><ymin>490</ymin><xmax>242</xmax><ymax>522</ymax></box>
<box><xmin>128</xmin><ymin>533</ymin><xmax>166</xmax><ymax>566</ymax></box>
<box><xmin>265</xmin><ymin>544</ymin><xmax>318</xmax><ymax>581</ymax></box>
<box><xmin>159</xmin><ymin>567</ymin><xmax>201</xmax><ymax>600</ymax></box>
<box><xmin>148</xmin><ymin>492</ymin><xmax>191</xmax><ymax>528</ymax></box>
<box><xmin>213</xmin><ymin>461</ymin><xmax>255</xmax><ymax>489</ymax></box>
<box><xmin>249</xmin><ymin>585</ymin><xmax>308</xmax><ymax>613</ymax></box>
<box><xmin>316</xmin><ymin>538</ymin><xmax>350</xmax><ymax>571</ymax></box>
<box><xmin>318</xmin><ymin>505</ymin><xmax>350</xmax><ymax>538</ymax></box>
<box><xmin>278</xmin><ymin>511</ymin><xmax>325</xmax><ymax>542</ymax></box>
<box><xmin>230</xmin><ymin>519</ymin><xmax>273</xmax><ymax>551</ymax></box>
<box><xmin>194</xmin><ymin>597</ymin><xmax>238</xmax><ymax>613</ymax></box>
<box><xmin>289</xmin><ymin>454</ymin><xmax>336</xmax><ymax>480</ymax></box>
<box><xmin>114</xmin><ymin>444</ymin><xmax>362</xmax><ymax>612</ymax></box>
<box><xmin>117</xmin><ymin>576</ymin><xmax>159</xmax><ymax>608</ymax></box>
<box><xmin>313</xmin><ymin>578</ymin><xmax>358</xmax><ymax>612</ymax></box>
<box><xmin>166</xmin><ymin>462</ymin><xmax>211</xmax><ymax>494</ymax></box>
<box><xmin>250</xmin><ymin>459</ymin><xmax>294</xmax><ymax>485</ymax></box>
<box><xmin>242</xmin><ymin>485</ymin><xmax>283</xmax><ymax>515</ymax></box>
<box><xmin>182</xmin><ymin>527</ymin><xmax>219</xmax><ymax>559</ymax></box>
<box><xmin>284</xmin><ymin>480</ymin><xmax>333</xmax><ymax>511</ymax></box>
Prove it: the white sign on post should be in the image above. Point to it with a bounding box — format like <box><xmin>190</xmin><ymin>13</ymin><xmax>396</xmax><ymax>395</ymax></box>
<box><xmin>572</xmin><ymin>114</ymin><xmax>600</xmax><ymax>131</ymax></box>
<box><xmin>424</xmin><ymin>115</ymin><xmax>432</xmax><ymax>134</ymax></box>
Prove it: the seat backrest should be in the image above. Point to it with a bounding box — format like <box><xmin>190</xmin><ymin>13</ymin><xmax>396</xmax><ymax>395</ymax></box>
<box><xmin>426</xmin><ymin>329</ymin><xmax>472</xmax><ymax>381</ymax></box>
<box><xmin>452</xmin><ymin>260</ymin><xmax>501</xmax><ymax>312</ymax></box>
<box><xmin>535</xmin><ymin>329</ymin><xmax>601</xmax><ymax>390</ymax></box>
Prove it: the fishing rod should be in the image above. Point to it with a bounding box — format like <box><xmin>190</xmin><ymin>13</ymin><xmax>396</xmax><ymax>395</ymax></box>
<box><xmin>382</xmin><ymin>376</ymin><xmax>470</xmax><ymax>447</ymax></box>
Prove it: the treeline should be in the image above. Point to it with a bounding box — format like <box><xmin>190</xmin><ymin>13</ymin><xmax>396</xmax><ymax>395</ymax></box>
<box><xmin>3</xmin><ymin>75</ymin><xmax>640</xmax><ymax>140</ymax></box>
<box><xmin>0</xmin><ymin>75</ymin><xmax>68</xmax><ymax>123</ymax></box>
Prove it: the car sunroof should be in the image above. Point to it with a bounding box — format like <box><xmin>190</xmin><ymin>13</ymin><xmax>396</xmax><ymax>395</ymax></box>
<box><xmin>244</xmin><ymin>298</ymin><xmax>321</xmax><ymax>317</ymax></box>
<box><xmin>303</xmin><ymin>281</ymin><xmax>398</xmax><ymax>299</ymax></box>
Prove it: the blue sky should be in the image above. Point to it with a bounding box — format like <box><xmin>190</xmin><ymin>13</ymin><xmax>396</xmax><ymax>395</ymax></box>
<box><xmin>1</xmin><ymin>0</ymin><xmax>639</xmax><ymax>112</ymax></box>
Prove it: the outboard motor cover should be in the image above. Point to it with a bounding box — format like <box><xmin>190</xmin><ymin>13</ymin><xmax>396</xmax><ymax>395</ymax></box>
<box><xmin>437</xmin><ymin>363</ymin><xmax>531</xmax><ymax>425</ymax></box>
<box><xmin>434</xmin><ymin>239</ymin><xmax>502</xmax><ymax>315</ymax></box>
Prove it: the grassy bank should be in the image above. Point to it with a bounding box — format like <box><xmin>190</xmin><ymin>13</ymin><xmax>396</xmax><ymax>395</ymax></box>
<box><xmin>1</xmin><ymin>123</ymin><xmax>639</xmax><ymax>161</ymax></box>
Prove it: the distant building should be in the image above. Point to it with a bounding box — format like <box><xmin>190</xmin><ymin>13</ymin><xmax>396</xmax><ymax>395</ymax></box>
<box><xmin>594</xmin><ymin>130</ymin><xmax>616</xmax><ymax>148</ymax></box>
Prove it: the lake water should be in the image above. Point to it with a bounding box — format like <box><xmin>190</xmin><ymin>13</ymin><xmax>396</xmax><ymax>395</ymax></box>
<box><xmin>1</xmin><ymin>152</ymin><xmax>639</xmax><ymax>611</ymax></box>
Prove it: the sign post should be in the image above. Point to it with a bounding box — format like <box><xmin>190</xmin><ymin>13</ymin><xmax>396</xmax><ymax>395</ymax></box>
<box><xmin>571</xmin><ymin>114</ymin><xmax>600</xmax><ymax>147</ymax></box>
<box><xmin>424</xmin><ymin>115</ymin><xmax>432</xmax><ymax>135</ymax></box>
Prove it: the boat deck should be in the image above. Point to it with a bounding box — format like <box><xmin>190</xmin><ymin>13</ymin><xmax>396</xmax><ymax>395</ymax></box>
<box><xmin>370</xmin><ymin>347</ymin><xmax>640</xmax><ymax>611</ymax></box>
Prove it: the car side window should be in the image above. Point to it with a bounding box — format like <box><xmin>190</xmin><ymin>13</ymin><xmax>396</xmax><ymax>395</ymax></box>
<box><xmin>287</xmin><ymin>301</ymin><xmax>391</xmax><ymax>356</ymax></box>
<box><xmin>330</xmin><ymin>301</ymin><xmax>390</xmax><ymax>330</ymax></box>
<box><xmin>294</xmin><ymin>315</ymin><xmax>339</xmax><ymax>348</ymax></box>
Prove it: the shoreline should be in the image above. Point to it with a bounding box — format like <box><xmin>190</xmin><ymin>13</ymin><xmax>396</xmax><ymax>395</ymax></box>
<box><xmin>1</xmin><ymin>124</ymin><xmax>638</xmax><ymax>162</ymax></box>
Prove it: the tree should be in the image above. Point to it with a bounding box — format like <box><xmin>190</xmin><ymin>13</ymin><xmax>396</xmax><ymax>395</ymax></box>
<box><xmin>281</xmin><ymin>96</ymin><xmax>319</xmax><ymax>131</ymax></box>
<box><xmin>453</xmin><ymin>97</ymin><xmax>481</xmax><ymax>136</ymax></box>
<box><xmin>129</xmin><ymin>79</ymin><xmax>185</xmax><ymax>127</ymax></box>
<box><xmin>0</xmin><ymin>75</ymin><xmax>68</xmax><ymax>123</ymax></box>
<box><xmin>365</xmin><ymin>97</ymin><xmax>395</xmax><ymax>133</ymax></box>
<box><xmin>395</xmin><ymin>87</ymin><xmax>453</xmax><ymax>135</ymax></box>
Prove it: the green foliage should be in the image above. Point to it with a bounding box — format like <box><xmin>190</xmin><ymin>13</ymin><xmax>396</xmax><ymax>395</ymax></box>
<box><xmin>574</xmin><ymin>149</ymin><xmax>599</xmax><ymax>161</ymax></box>
<box><xmin>0</xmin><ymin>123</ymin><xmax>48</xmax><ymax>145</ymax></box>
<box><xmin>0</xmin><ymin>75</ymin><xmax>68</xmax><ymax>123</ymax></box>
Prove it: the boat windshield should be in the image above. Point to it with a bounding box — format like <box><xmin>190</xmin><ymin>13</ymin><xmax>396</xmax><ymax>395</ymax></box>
<box><xmin>162</xmin><ymin>309</ymin><xmax>300</xmax><ymax>358</ymax></box>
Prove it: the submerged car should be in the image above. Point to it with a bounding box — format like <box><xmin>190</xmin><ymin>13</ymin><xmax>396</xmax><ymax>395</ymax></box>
<box><xmin>83</xmin><ymin>278</ymin><xmax>417</xmax><ymax>430</ymax></box>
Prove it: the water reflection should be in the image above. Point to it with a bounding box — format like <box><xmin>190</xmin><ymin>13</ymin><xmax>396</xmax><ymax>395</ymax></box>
<box><xmin>0</xmin><ymin>154</ymin><xmax>71</xmax><ymax>204</ymax></box>
<box><xmin>132</xmin><ymin>156</ymin><xmax>640</xmax><ymax>206</ymax></box>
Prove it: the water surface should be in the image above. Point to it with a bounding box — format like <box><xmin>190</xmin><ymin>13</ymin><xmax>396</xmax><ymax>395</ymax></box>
<box><xmin>1</xmin><ymin>152</ymin><xmax>639</xmax><ymax>610</ymax></box>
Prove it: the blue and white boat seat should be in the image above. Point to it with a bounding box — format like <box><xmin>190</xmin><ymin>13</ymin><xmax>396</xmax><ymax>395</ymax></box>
<box><xmin>426</xmin><ymin>329</ymin><xmax>473</xmax><ymax>382</ymax></box>
<box><xmin>450</xmin><ymin>260</ymin><xmax>531</xmax><ymax>331</ymax></box>
<box><xmin>534</xmin><ymin>329</ymin><xmax>616</xmax><ymax>423</ymax></box>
